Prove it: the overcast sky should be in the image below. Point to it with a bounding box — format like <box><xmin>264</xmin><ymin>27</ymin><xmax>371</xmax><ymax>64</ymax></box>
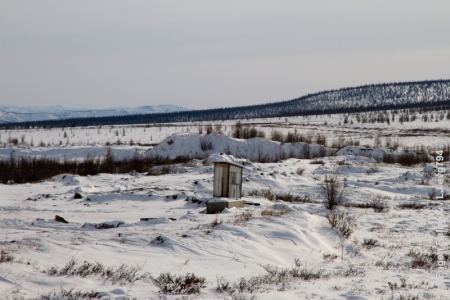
<box><xmin>1</xmin><ymin>1</ymin><xmax>450</xmax><ymax>110</ymax></box>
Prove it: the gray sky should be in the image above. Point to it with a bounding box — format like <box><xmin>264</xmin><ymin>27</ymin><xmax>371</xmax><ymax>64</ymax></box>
<box><xmin>1</xmin><ymin>1</ymin><xmax>450</xmax><ymax>110</ymax></box>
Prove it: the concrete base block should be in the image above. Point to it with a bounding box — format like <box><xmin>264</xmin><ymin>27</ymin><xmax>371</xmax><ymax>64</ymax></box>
<box><xmin>206</xmin><ymin>199</ymin><xmax>244</xmax><ymax>214</ymax></box>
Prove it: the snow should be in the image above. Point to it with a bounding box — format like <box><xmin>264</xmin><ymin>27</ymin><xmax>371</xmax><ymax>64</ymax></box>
<box><xmin>0</xmin><ymin>116</ymin><xmax>449</xmax><ymax>299</ymax></box>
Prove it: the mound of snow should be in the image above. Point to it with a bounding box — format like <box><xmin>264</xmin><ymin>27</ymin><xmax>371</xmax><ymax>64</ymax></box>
<box><xmin>268</xmin><ymin>202</ymin><xmax>296</xmax><ymax>212</ymax></box>
<box><xmin>150</xmin><ymin>133</ymin><xmax>334</xmax><ymax>162</ymax></box>
<box><xmin>58</xmin><ymin>174</ymin><xmax>85</xmax><ymax>186</ymax></box>
<box><xmin>423</xmin><ymin>164</ymin><xmax>436</xmax><ymax>173</ymax></box>
<box><xmin>206</xmin><ymin>152</ymin><xmax>238</xmax><ymax>164</ymax></box>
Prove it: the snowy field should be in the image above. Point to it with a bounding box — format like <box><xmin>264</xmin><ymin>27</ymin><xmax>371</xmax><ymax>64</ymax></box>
<box><xmin>1</xmin><ymin>112</ymin><xmax>450</xmax><ymax>299</ymax></box>
<box><xmin>1</xmin><ymin>109</ymin><xmax>450</xmax><ymax>152</ymax></box>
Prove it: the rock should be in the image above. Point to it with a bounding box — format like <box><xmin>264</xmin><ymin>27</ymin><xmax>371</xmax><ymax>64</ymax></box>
<box><xmin>55</xmin><ymin>215</ymin><xmax>69</xmax><ymax>224</ymax></box>
<box><xmin>140</xmin><ymin>218</ymin><xmax>157</xmax><ymax>221</ymax></box>
<box><xmin>151</xmin><ymin>235</ymin><xmax>165</xmax><ymax>245</ymax></box>
<box><xmin>74</xmin><ymin>193</ymin><xmax>83</xmax><ymax>199</ymax></box>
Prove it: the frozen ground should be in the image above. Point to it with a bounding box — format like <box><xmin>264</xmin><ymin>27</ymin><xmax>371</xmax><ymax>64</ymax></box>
<box><xmin>0</xmin><ymin>113</ymin><xmax>449</xmax><ymax>299</ymax></box>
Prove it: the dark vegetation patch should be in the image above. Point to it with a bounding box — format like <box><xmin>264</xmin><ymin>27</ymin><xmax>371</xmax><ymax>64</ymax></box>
<box><xmin>46</xmin><ymin>258</ymin><xmax>148</xmax><ymax>284</ymax></box>
<box><xmin>153</xmin><ymin>273</ymin><xmax>206</xmax><ymax>295</ymax></box>
<box><xmin>406</xmin><ymin>248</ymin><xmax>450</xmax><ymax>269</ymax></box>
<box><xmin>0</xmin><ymin>147</ymin><xmax>191</xmax><ymax>183</ymax></box>
<box><xmin>247</xmin><ymin>189</ymin><xmax>311</xmax><ymax>203</ymax></box>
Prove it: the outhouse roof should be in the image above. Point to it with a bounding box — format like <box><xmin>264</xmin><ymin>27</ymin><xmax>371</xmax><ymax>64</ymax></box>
<box><xmin>213</xmin><ymin>161</ymin><xmax>244</xmax><ymax>169</ymax></box>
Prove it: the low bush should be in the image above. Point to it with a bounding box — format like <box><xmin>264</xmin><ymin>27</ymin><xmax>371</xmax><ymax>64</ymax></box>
<box><xmin>332</xmin><ymin>264</ymin><xmax>366</xmax><ymax>277</ymax></box>
<box><xmin>46</xmin><ymin>258</ymin><xmax>148</xmax><ymax>283</ymax></box>
<box><xmin>322</xmin><ymin>253</ymin><xmax>338</xmax><ymax>262</ymax></box>
<box><xmin>374</xmin><ymin>260</ymin><xmax>401</xmax><ymax>270</ymax></box>
<box><xmin>296</xmin><ymin>166</ymin><xmax>306</xmax><ymax>175</ymax></box>
<box><xmin>211</xmin><ymin>215</ymin><xmax>222</xmax><ymax>228</ymax></box>
<box><xmin>231</xmin><ymin>121</ymin><xmax>265</xmax><ymax>139</ymax></box>
<box><xmin>153</xmin><ymin>272</ymin><xmax>206</xmax><ymax>295</ymax></box>
<box><xmin>344</xmin><ymin>200</ymin><xmax>389</xmax><ymax>212</ymax></box>
<box><xmin>0</xmin><ymin>148</ymin><xmax>191</xmax><ymax>184</ymax></box>
<box><xmin>270</xmin><ymin>130</ymin><xmax>284</xmax><ymax>142</ymax></box>
<box><xmin>362</xmin><ymin>238</ymin><xmax>379</xmax><ymax>249</ymax></box>
<box><xmin>0</xmin><ymin>249</ymin><xmax>14</xmax><ymax>263</ymax></box>
<box><xmin>322</xmin><ymin>175</ymin><xmax>345</xmax><ymax>210</ymax></box>
<box><xmin>232</xmin><ymin>211</ymin><xmax>254</xmax><ymax>225</ymax></box>
<box><xmin>39</xmin><ymin>285</ymin><xmax>101</xmax><ymax>300</ymax></box>
<box><xmin>199</xmin><ymin>136</ymin><xmax>214</xmax><ymax>151</ymax></box>
<box><xmin>310</xmin><ymin>159</ymin><xmax>325</xmax><ymax>165</ymax></box>
<box><xmin>326</xmin><ymin>209</ymin><xmax>357</xmax><ymax>239</ymax></box>
<box><xmin>406</xmin><ymin>248</ymin><xmax>449</xmax><ymax>269</ymax></box>
<box><xmin>260</xmin><ymin>208</ymin><xmax>289</xmax><ymax>217</ymax></box>
<box><xmin>247</xmin><ymin>189</ymin><xmax>311</xmax><ymax>203</ymax></box>
<box><xmin>383</xmin><ymin>151</ymin><xmax>431</xmax><ymax>166</ymax></box>
<box><xmin>147</xmin><ymin>164</ymin><xmax>180</xmax><ymax>176</ymax></box>
<box><xmin>397</xmin><ymin>203</ymin><xmax>428</xmax><ymax>210</ymax></box>
<box><xmin>215</xmin><ymin>258</ymin><xmax>365</xmax><ymax>296</ymax></box>
<box><xmin>216</xmin><ymin>276</ymin><xmax>236</xmax><ymax>295</ymax></box>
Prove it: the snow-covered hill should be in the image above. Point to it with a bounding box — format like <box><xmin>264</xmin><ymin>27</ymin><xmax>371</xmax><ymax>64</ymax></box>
<box><xmin>0</xmin><ymin>104</ymin><xmax>189</xmax><ymax>123</ymax></box>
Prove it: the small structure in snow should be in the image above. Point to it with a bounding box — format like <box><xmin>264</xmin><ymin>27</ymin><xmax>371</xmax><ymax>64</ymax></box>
<box><xmin>212</xmin><ymin>161</ymin><xmax>243</xmax><ymax>199</ymax></box>
<box><xmin>207</xmin><ymin>162</ymin><xmax>244</xmax><ymax>214</ymax></box>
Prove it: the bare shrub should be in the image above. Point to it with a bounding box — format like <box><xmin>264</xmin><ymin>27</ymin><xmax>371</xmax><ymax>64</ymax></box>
<box><xmin>270</xmin><ymin>130</ymin><xmax>284</xmax><ymax>142</ymax></box>
<box><xmin>233</xmin><ymin>211</ymin><xmax>254</xmax><ymax>225</ymax></box>
<box><xmin>153</xmin><ymin>272</ymin><xmax>206</xmax><ymax>295</ymax></box>
<box><xmin>205</xmin><ymin>124</ymin><xmax>213</xmax><ymax>135</ymax></box>
<box><xmin>344</xmin><ymin>201</ymin><xmax>387</xmax><ymax>211</ymax></box>
<box><xmin>375</xmin><ymin>260</ymin><xmax>401</xmax><ymax>270</ymax></box>
<box><xmin>326</xmin><ymin>209</ymin><xmax>357</xmax><ymax>239</ymax></box>
<box><xmin>370</xmin><ymin>198</ymin><xmax>390</xmax><ymax>213</ymax></box>
<box><xmin>397</xmin><ymin>203</ymin><xmax>427</xmax><ymax>210</ymax></box>
<box><xmin>0</xmin><ymin>249</ymin><xmax>14</xmax><ymax>263</ymax></box>
<box><xmin>383</xmin><ymin>151</ymin><xmax>431</xmax><ymax>166</ymax></box>
<box><xmin>286</xmin><ymin>129</ymin><xmax>304</xmax><ymax>143</ymax></box>
<box><xmin>46</xmin><ymin>258</ymin><xmax>148</xmax><ymax>283</ymax></box>
<box><xmin>362</xmin><ymin>238</ymin><xmax>379</xmax><ymax>249</ymax></box>
<box><xmin>322</xmin><ymin>175</ymin><xmax>345</xmax><ymax>210</ymax></box>
<box><xmin>199</xmin><ymin>136</ymin><xmax>214</xmax><ymax>151</ymax></box>
<box><xmin>232</xmin><ymin>121</ymin><xmax>265</xmax><ymax>139</ymax></box>
<box><xmin>421</xmin><ymin>167</ymin><xmax>434</xmax><ymax>185</ymax></box>
<box><xmin>211</xmin><ymin>215</ymin><xmax>222</xmax><ymax>228</ymax></box>
<box><xmin>427</xmin><ymin>188</ymin><xmax>437</xmax><ymax>200</ymax></box>
<box><xmin>216</xmin><ymin>276</ymin><xmax>236</xmax><ymax>295</ymax></box>
<box><xmin>310</xmin><ymin>159</ymin><xmax>325</xmax><ymax>165</ymax></box>
<box><xmin>228</xmin><ymin>259</ymin><xmax>328</xmax><ymax>295</ymax></box>
<box><xmin>147</xmin><ymin>165</ymin><xmax>178</xmax><ymax>176</ymax></box>
<box><xmin>406</xmin><ymin>248</ymin><xmax>449</xmax><ymax>269</ymax></box>
<box><xmin>248</xmin><ymin>189</ymin><xmax>311</xmax><ymax>203</ymax></box>
<box><xmin>315</xmin><ymin>134</ymin><xmax>327</xmax><ymax>146</ymax></box>
<box><xmin>248</xmin><ymin>189</ymin><xmax>275</xmax><ymax>200</ymax></box>
<box><xmin>39</xmin><ymin>285</ymin><xmax>100</xmax><ymax>299</ymax></box>
<box><xmin>332</xmin><ymin>264</ymin><xmax>365</xmax><ymax>277</ymax></box>
<box><xmin>296</xmin><ymin>167</ymin><xmax>306</xmax><ymax>175</ymax></box>
<box><xmin>322</xmin><ymin>253</ymin><xmax>338</xmax><ymax>262</ymax></box>
<box><xmin>260</xmin><ymin>208</ymin><xmax>289</xmax><ymax>217</ymax></box>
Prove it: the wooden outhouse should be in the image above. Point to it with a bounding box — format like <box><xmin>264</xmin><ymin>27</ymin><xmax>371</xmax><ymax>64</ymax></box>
<box><xmin>213</xmin><ymin>161</ymin><xmax>243</xmax><ymax>199</ymax></box>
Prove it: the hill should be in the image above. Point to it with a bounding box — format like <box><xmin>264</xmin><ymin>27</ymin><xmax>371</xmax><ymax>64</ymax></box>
<box><xmin>2</xmin><ymin>79</ymin><xmax>450</xmax><ymax>128</ymax></box>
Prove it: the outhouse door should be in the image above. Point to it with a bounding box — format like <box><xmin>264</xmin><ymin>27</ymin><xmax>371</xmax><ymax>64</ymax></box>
<box><xmin>214</xmin><ymin>166</ymin><xmax>224</xmax><ymax>197</ymax></box>
<box><xmin>230</xmin><ymin>171</ymin><xmax>241</xmax><ymax>199</ymax></box>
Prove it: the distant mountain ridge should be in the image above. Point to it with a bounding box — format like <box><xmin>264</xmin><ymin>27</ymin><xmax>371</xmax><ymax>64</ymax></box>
<box><xmin>0</xmin><ymin>104</ymin><xmax>189</xmax><ymax>123</ymax></box>
<box><xmin>2</xmin><ymin>79</ymin><xmax>450</xmax><ymax>128</ymax></box>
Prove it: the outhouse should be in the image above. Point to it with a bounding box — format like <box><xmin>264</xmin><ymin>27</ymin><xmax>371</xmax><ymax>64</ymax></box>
<box><xmin>213</xmin><ymin>161</ymin><xmax>244</xmax><ymax>199</ymax></box>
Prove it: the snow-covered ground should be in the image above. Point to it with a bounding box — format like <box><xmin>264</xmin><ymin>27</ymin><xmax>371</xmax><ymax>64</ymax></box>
<box><xmin>1</xmin><ymin>109</ymin><xmax>450</xmax><ymax>151</ymax></box>
<box><xmin>1</xmin><ymin>113</ymin><xmax>450</xmax><ymax>299</ymax></box>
